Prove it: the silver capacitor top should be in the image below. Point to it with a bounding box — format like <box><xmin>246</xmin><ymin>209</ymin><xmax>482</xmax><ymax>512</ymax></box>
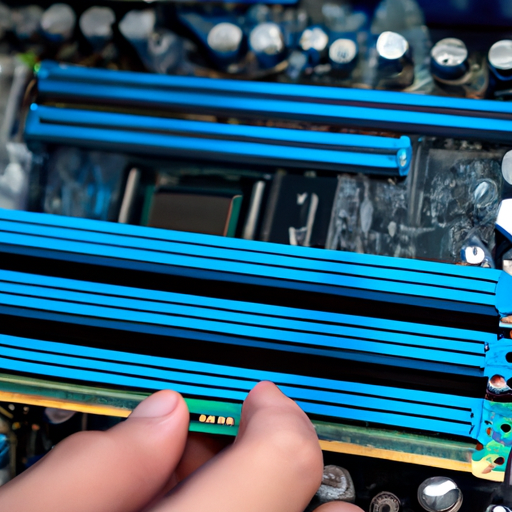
<box><xmin>300</xmin><ymin>27</ymin><xmax>329</xmax><ymax>53</ymax></box>
<box><xmin>502</xmin><ymin>150</ymin><xmax>512</xmax><ymax>185</ymax></box>
<box><xmin>417</xmin><ymin>477</ymin><xmax>463</xmax><ymax>512</ymax></box>
<box><xmin>489</xmin><ymin>39</ymin><xmax>512</xmax><ymax>79</ymax></box>
<box><xmin>329</xmin><ymin>38</ymin><xmax>358</xmax><ymax>70</ymax></box>
<box><xmin>79</xmin><ymin>6</ymin><xmax>116</xmax><ymax>49</ymax></box>
<box><xmin>377</xmin><ymin>31</ymin><xmax>408</xmax><ymax>61</ymax></box>
<box><xmin>249</xmin><ymin>22</ymin><xmax>284</xmax><ymax>55</ymax></box>
<box><xmin>12</xmin><ymin>5</ymin><xmax>43</xmax><ymax>40</ymax></box>
<box><xmin>431</xmin><ymin>38</ymin><xmax>469</xmax><ymax>80</ymax></box>
<box><xmin>41</xmin><ymin>3</ymin><xmax>76</xmax><ymax>41</ymax></box>
<box><xmin>207</xmin><ymin>22</ymin><xmax>243</xmax><ymax>55</ymax></box>
<box><xmin>80</xmin><ymin>6</ymin><xmax>115</xmax><ymax>39</ymax></box>
<box><xmin>376</xmin><ymin>31</ymin><xmax>412</xmax><ymax>79</ymax></box>
<box><xmin>249</xmin><ymin>22</ymin><xmax>285</xmax><ymax>68</ymax></box>
<box><xmin>300</xmin><ymin>26</ymin><xmax>329</xmax><ymax>66</ymax></box>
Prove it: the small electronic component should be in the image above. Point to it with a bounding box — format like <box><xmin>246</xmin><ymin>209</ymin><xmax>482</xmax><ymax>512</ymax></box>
<box><xmin>502</xmin><ymin>151</ymin><xmax>512</xmax><ymax>185</ymax></box>
<box><xmin>11</xmin><ymin>5</ymin><xmax>43</xmax><ymax>40</ymax></box>
<box><xmin>41</xmin><ymin>3</ymin><xmax>76</xmax><ymax>42</ymax></box>
<box><xmin>370</xmin><ymin>491</ymin><xmax>401</xmax><ymax>512</ymax></box>
<box><xmin>207</xmin><ymin>22</ymin><xmax>244</xmax><ymax>68</ymax></box>
<box><xmin>417</xmin><ymin>477</ymin><xmax>463</xmax><ymax>512</ymax></box>
<box><xmin>79</xmin><ymin>6</ymin><xmax>116</xmax><ymax>51</ymax></box>
<box><xmin>488</xmin><ymin>40</ymin><xmax>512</xmax><ymax>83</ymax></box>
<box><xmin>431</xmin><ymin>38</ymin><xmax>469</xmax><ymax>81</ymax></box>
<box><xmin>328</xmin><ymin>38</ymin><xmax>358</xmax><ymax>72</ymax></box>
<box><xmin>375</xmin><ymin>31</ymin><xmax>414</xmax><ymax>88</ymax></box>
<box><xmin>376</xmin><ymin>31</ymin><xmax>410</xmax><ymax>73</ymax></box>
<box><xmin>249</xmin><ymin>22</ymin><xmax>285</xmax><ymax>68</ymax></box>
<box><xmin>300</xmin><ymin>26</ymin><xmax>329</xmax><ymax>65</ymax></box>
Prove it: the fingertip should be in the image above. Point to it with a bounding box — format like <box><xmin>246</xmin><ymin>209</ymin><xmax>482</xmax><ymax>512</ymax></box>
<box><xmin>242</xmin><ymin>381</ymin><xmax>293</xmax><ymax>414</ymax></box>
<box><xmin>237</xmin><ymin>381</ymin><xmax>323</xmax><ymax>495</ymax></box>
<box><xmin>248</xmin><ymin>380</ymin><xmax>280</xmax><ymax>397</ymax></box>
<box><xmin>130</xmin><ymin>390</ymin><xmax>184</xmax><ymax>419</ymax></box>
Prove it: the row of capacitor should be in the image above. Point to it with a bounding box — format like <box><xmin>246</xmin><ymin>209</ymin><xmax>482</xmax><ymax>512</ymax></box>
<box><xmin>0</xmin><ymin>2</ymin><xmax>367</xmax><ymax>75</ymax></box>
<box><xmin>5</xmin><ymin>2</ymin><xmax>512</xmax><ymax>97</ymax></box>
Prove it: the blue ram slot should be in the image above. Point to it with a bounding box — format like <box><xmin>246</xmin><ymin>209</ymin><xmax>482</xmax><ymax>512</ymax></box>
<box><xmin>0</xmin><ymin>209</ymin><xmax>510</xmax><ymax>317</ymax></box>
<box><xmin>36</xmin><ymin>61</ymin><xmax>512</xmax><ymax>141</ymax></box>
<box><xmin>0</xmin><ymin>269</ymin><xmax>491</xmax><ymax>370</ymax></box>
<box><xmin>37</xmin><ymin>61</ymin><xmax>512</xmax><ymax>116</ymax></box>
<box><xmin>24</xmin><ymin>105</ymin><xmax>411</xmax><ymax>176</ymax></box>
<box><xmin>0</xmin><ymin>333</ymin><xmax>481</xmax><ymax>437</ymax></box>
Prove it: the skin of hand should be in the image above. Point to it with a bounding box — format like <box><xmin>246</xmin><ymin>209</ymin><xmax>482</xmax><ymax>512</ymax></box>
<box><xmin>0</xmin><ymin>381</ymin><xmax>362</xmax><ymax>512</ymax></box>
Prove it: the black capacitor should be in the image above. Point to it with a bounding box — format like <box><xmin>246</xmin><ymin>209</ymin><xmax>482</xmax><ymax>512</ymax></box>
<box><xmin>431</xmin><ymin>38</ymin><xmax>469</xmax><ymax>81</ymax></box>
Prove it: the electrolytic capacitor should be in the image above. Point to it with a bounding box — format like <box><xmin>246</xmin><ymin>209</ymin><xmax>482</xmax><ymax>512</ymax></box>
<box><xmin>207</xmin><ymin>22</ymin><xmax>244</xmax><ymax>67</ymax></box>
<box><xmin>417</xmin><ymin>477</ymin><xmax>463</xmax><ymax>512</ymax></box>
<box><xmin>502</xmin><ymin>150</ymin><xmax>512</xmax><ymax>185</ymax></box>
<box><xmin>431</xmin><ymin>38</ymin><xmax>469</xmax><ymax>81</ymax></box>
<box><xmin>300</xmin><ymin>26</ymin><xmax>329</xmax><ymax>65</ymax></box>
<box><xmin>119</xmin><ymin>9</ymin><xmax>156</xmax><ymax>70</ymax></box>
<box><xmin>376</xmin><ymin>31</ymin><xmax>410</xmax><ymax>74</ymax></box>
<box><xmin>41</xmin><ymin>3</ymin><xmax>76</xmax><ymax>42</ymax></box>
<box><xmin>249</xmin><ymin>22</ymin><xmax>285</xmax><ymax>68</ymax></box>
<box><xmin>322</xmin><ymin>3</ymin><xmax>350</xmax><ymax>32</ymax></box>
<box><xmin>245</xmin><ymin>4</ymin><xmax>271</xmax><ymax>26</ymax></box>
<box><xmin>12</xmin><ymin>5</ymin><xmax>42</xmax><ymax>40</ymax></box>
<box><xmin>489</xmin><ymin>40</ymin><xmax>512</xmax><ymax>81</ymax></box>
<box><xmin>79</xmin><ymin>6</ymin><xmax>115</xmax><ymax>51</ymax></box>
<box><xmin>329</xmin><ymin>38</ymin><xmax>358</xmax><ymax>72</ymax></box>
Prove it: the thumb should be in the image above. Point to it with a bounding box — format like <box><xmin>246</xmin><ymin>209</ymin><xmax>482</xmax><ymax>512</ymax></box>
<box><xmin>0</xmin><ymin>390</ymin><xmax>189</xmax><ymax>512</ymax></box>
<box><xmin>149</xmin><ymin>381</ymin><xmax>323</xmax><ymax>512</ymax></box>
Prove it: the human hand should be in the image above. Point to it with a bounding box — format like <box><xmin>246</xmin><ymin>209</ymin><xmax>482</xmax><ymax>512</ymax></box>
<box><xmin>0</xmin><ymin>381</ymin><xmax>362</xmax><ymax>512</ymax></box>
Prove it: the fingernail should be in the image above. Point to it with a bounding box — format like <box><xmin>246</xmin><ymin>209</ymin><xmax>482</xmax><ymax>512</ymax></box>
<box><xmin>130</xmin><ymin>390</ymin><xmax>180</xmax><ymax>419</ymax></box>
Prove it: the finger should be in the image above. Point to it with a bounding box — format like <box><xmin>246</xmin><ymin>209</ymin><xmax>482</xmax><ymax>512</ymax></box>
<box><xmin>175</xmin><ymin>433</ymin><xmax>232</xmax><ymax>482</ymax></box>
<box><xmin>150</xmin><ymin>381</ymin><xmax>323</xmax><ymax>512</ymax></box>
<box><xmin>0</xmin><ymin>390</ymin><xmax>189</xmax><ymax>512</ymax></box>
<box><xmin>314</xmin><ymin>502</ymin><xmax>364</xmax><ymax>511</ymax></box>
<box><xmin>146</xmin><ymin>431</ymin><xmax>232</xmax><ymax>506</ymax></box>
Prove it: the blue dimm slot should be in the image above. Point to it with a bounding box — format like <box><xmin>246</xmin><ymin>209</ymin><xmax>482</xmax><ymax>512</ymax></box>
<box><xmin>25</xmin><ymin>105</ymin><xmax>412</xmax><ymax>176</ymax></box>
<box><xmin>0</xmin><ymin>209</ymin><xmax>509</xmax><ymax>316</ymax></box>
<box><xmin>0</xmin><ymin>333</ymin><xmax>481</xmax><ymax>437</ymax></box>
<box><xmin>0</xmin><ymin>269</ymin><xmax>490</xmax><ymax>370</ymax></box>
<box><xmin>36</xmin><ymin>61</ymin><xmax>512</xmax><ymax>141</ymax></box>
<box><xmin>37</xmin><ymin>61</ymin><xmax>512</xmax><ymax>117</ymax></box>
